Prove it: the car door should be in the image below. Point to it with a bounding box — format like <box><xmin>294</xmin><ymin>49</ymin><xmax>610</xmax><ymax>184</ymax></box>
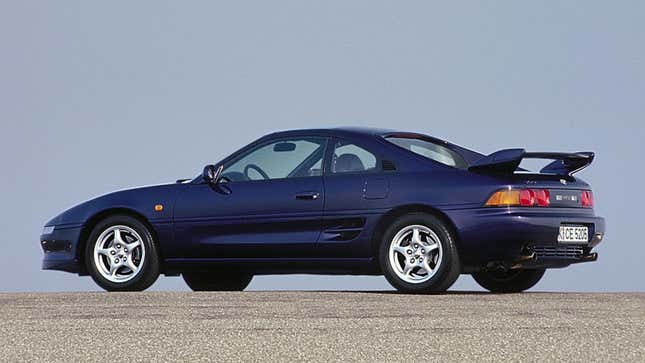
<box><xmin>319</xmin><ymin>138</ymin><xmax>391</xmax><ymax>258</ymax></box>
<box><xmin>173</xmin><ymin>136</ymin><xmax>327</xmax><ymax>259</ymax></box>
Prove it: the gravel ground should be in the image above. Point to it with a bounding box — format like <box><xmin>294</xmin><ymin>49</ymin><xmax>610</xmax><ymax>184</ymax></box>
<box><xmin>0</xmin><ymin>292</ymin><xmax>643</xmax><ymax>362</ymax></box>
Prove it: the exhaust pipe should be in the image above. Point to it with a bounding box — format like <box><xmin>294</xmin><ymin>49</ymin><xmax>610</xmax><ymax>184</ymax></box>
<box><xmin>509</xmin><ymin>252</ymin><xmax>536</xmax><ymax>269</ymax></box>
<box><xmin>485</xmin><ymin>248</ymin><xmax>536</xmax><ymax>271</ymax></box>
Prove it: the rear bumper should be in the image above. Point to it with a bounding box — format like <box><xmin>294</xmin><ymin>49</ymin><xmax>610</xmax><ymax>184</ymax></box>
<box><xmin>445</xmin><ymin>207</ymin><xmax>605</xmax><ymax>269</ymax></box>
<box><xmin>40</xmin><ymin>225</ymin><xmax>83</xmax><ymax>274</ymax></box>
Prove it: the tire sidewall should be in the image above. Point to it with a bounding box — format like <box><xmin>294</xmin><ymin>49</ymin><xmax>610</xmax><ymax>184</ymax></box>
<box><xmin>379</xmin><ymin>213</ymin><xmax>458</xmax><ymax>293</ymax></box>
<box><xmin>472</xmin><ymin>268</ymin><xmax>546</xmax><ymax>293</ymax></box>
<box><xmin>85</xmin><ymin>215</ymin><xmax>159</xmax><ymax>291</ymax></box>
<box><xmin>182</xmin><ymin>271</ymin><xmax>253</xmax><ymax>291</ymax></box>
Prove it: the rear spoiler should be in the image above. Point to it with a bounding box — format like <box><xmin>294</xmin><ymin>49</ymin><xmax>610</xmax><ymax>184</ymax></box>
<box><xmin>468</xmin><ymin>148</ymin><xmax>594</xmax><ymax>176</ymax></box>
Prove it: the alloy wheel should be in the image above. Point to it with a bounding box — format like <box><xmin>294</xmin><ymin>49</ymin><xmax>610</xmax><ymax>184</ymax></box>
<box><xmin>93</xmin><ymin>225</ymin><xmax>145</xmax><ymax>283</ymax></box>
<box><xmin>388</xmin><ymin>224</ymin><xmax>443</xmax><ymax>284</ymax></box>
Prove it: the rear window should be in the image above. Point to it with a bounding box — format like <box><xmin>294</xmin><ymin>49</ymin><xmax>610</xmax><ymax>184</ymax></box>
<box><xmin>386</xmin><ymin>137</ymin><xmax>468</xmax><ymax>169</ymax></box>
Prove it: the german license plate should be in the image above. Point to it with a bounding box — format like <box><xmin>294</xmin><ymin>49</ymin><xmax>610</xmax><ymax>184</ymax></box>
<box><xmin>557</xmin><ymin>225</ymin><xmax>589</xmax><ymax>244</ymax></box>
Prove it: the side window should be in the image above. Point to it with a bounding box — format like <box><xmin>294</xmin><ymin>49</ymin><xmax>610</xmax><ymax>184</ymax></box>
<box><xmin>331</xmin><ymin>140</ymin><xmax>377</xmax><ymax>174</ymax></box>
<box><xmin>386</xmin><ymin>137</ymin><xmax>467</xmax><ymax>169</ymax></box>
<box><xmin>222</xmin><ymin>137</ymin><xmax>326</xmax><ymax>181</ymax></box>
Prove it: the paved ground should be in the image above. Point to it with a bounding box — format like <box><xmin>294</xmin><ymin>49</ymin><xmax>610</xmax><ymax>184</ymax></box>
<box><xmin>0</xmin><ymin>292</ymin><xmax>644</xmax><ymax>362</ymax></box>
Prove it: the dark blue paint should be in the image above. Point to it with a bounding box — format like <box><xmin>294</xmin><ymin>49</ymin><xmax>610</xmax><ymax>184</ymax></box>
<box><xmin>40</xmin><ymin>127</ymin><xmax>606</xmax><ymax>276</ymax></box>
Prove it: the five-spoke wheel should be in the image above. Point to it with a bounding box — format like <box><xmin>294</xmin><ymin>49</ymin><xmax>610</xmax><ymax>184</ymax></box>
<box><xmin>380</xmin><ymin>213</ymin><xmax>460</xmax><ymax>293</ymax></box>
<box><xmin>85</xmin><ymin>215</ymin><xmax>160</xmax><ymax>291</ymax></box>
<box><xmin>93</xmin><ymin>225</ymin><xmax>145</xmax><ymax>283</ymax></box>
<box><xmin>388</xmin><ymin>225</ymin><xmax>443</xmax><ymax>284</ymax></box>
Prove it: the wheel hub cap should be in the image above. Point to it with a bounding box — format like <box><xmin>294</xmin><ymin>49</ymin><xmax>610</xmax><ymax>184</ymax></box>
<box><xmin>93</xmin><ymin>225</ymin><xmax>145</xmax><ymax>283</ymax></box>
<box><xmin>388</xmin><ymin>225</ymin><xmax>443</xmax><ymax>284</ymax></box>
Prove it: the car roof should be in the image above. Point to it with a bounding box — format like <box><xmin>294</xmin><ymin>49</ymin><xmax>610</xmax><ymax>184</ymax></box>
<box><xmin>264</xmin><ymin>126</ymin><xmax>441</xmax><ymax>141</ymax></box>
<box><xmin>261</xmin><ymin>127</ymin><xmax>484</xmax><ymax>164</ymax></box>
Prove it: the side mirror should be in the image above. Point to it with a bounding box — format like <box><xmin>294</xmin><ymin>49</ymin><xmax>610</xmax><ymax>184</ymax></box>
<box><xmin>202</xmin><ymin>164</ymin><xmax>224</xmax><ymax>185</ymax></box>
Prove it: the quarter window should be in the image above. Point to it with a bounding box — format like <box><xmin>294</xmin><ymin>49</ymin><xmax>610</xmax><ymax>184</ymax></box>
<box><xmin>331</xmin><ymin>140</ymin><xmax>377</xmax><ymax>174</ymax></box>
<box><xmin>386</xmin><ymin>137</ymin><xmax>467</xmax><ymax>169</ymax></box>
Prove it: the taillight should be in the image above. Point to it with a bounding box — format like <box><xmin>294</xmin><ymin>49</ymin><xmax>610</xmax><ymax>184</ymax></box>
<box><xmin>519</xmin><ymin>189</ymin><xmax>535</xmax><ymax>206</ymax></box>
<box><xmin>485</xmin><ymin>190</ymin><xmax>520</xmax><ymax>206</ymax></box>
<box><xmin>535</xmin><ymin>189</ymin><xmax>550</xmax><ymax>207</ymax></box>
<box><xmin>581</xmin><ymin>191</ymin><xmax>594</xmax><ymax>208</ymax></box>
<box><xmin>485</xmin><ymin>188</ymin><xmax>551</xmax><ymax>207</ymax></box>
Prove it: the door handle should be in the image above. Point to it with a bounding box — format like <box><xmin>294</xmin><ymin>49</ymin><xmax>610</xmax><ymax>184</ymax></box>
<box><xmin>295</xmin><ymin>192</ymin><xmax>320</xmax><ymax>200</ymax></box>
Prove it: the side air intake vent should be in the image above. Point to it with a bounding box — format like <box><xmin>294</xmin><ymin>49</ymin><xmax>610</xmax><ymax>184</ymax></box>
<box><xmin>382</xmin><ymin>160</ymin><xmax>396</xmax><ymax>171</ymax></box>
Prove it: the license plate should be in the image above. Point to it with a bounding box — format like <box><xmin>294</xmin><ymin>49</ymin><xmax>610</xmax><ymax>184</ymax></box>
<box><xmin>557</xmin><ymin>225</ymin><xmax>589</xmax><ymax>243</ymax></box>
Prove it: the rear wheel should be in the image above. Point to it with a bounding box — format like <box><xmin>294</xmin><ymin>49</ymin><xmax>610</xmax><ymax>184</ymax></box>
<box><xmin>85</xmin><ymin>215</ymin><xmax>160</xmax><ymax>291</ymax></box>
<box><xmin>182</xmin><ymin>271</ymin><xmax>253</xmax><ymax>291</ymax></box>
<box><xmin>472</xmin><ymin>269</ymin><xmax>546</xmax><ymax>293</ymax></box>
<box><xmin>379</xmin><ymin>213</ymin><xmax>461</xmax><ymax>293</ymax></box>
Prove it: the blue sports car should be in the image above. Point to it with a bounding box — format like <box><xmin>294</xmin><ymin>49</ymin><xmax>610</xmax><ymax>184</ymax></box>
<box><xmin>40</xmin><ymin>127</ymin><xmax>605</xmax><ymax>293</ymax></box>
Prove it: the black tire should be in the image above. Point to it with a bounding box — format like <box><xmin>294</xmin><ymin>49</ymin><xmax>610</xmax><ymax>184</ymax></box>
<box><xmin>85</xmin><ymin>215</ymin><xmax>160</xmax><ymax>292</ymax></box>
<box><xmin>379</xmin><ymin>213</ymin><xmax>461</xmax><ymax>293</ymax></box>
<box><xmin>472</xmin><ymin>269</ymin><xmax>546</xmax><ymax>293</ymax></box>
<box><xmin>182</xmin><ymin>271</ymin><xmax>253</xmax><ymax>291</ymax></box>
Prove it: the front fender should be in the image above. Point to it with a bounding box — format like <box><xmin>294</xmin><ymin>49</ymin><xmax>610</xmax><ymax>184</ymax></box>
<box><xmin>48</xmin><ymin>184</ymin><xmax>179</xmax><ymax>228</ymax></box>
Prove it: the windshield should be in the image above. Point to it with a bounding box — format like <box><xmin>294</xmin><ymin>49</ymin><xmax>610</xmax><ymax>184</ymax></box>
<box><xmin>386</xmin><ymin>137</ymin><xmax>468</xmax><ymax>169</ymax></box>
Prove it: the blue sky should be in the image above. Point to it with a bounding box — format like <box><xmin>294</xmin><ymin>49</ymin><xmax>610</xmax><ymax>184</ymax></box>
<box><xmin>1</xmin><ymin>1</ymin><xmax>643</xmax><ymax>291</ymax></box>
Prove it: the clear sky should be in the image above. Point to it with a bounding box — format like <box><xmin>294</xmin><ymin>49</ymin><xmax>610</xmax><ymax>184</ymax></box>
<box><xmin>1</xmin><ymin>1</ymin><xmax>643</xmax><ymax>291</ymax></box>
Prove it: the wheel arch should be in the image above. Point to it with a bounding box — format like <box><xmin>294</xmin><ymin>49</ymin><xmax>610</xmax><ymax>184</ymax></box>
<box><xmin>370</xmin><ymin>204</ymin><xmax>462</xmax><ymax>261</ymax></box>
<box><xmin>77</xmin><ymin>208</ymin><xmax>162</xmax><ymax>275</ymax></box>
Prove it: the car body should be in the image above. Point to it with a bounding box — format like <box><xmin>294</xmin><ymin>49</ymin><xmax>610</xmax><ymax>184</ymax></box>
<box><xmin>40</xmin><ymin>127</ymin><xmax>605</xmax><ymax>292</ymax></box>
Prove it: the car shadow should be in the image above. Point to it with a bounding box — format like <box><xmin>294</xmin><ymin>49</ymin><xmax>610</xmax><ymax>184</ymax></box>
<box><xmin>304</xmin><ymin>290</ymin><xmax>492</xmax><ymax>295</ymax></box>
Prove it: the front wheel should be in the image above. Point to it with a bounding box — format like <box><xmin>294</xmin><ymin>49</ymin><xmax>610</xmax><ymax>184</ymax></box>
<box><xmin>182</xmin><ymin>271</ymin><xmax>253</xmax><ymax>291</ymax></box>
<box><xmin>472</xmin><ymin>269</ymin><xmax>546</xmax><ymax>293</ymax></box>
<box><xmin>379</xmin><ymin>213</ymin><xmax>461</xmax><ymax>293</ymax></box>
<box><xmin>85</xmin><ymin>215</ymin><xmax>160</xmax><ymax>291</ymax></box>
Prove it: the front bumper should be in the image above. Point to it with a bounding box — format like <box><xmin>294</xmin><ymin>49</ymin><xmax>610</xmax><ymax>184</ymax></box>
<box><xmin>40</xmin><ymin>225</ymin><xmax>84</xmax><ymax>273</ymax></box>
<box><xmin>445</xmin><ymin>207</ymin><xmax>605</xmax><ymax>269</ymax></box>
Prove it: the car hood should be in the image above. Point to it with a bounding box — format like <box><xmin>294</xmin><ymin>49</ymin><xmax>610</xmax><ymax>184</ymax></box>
<box><xmin>45</xmin><ymin>183</ymin><xmax>181</xmax><ymax>227</ymax></box>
